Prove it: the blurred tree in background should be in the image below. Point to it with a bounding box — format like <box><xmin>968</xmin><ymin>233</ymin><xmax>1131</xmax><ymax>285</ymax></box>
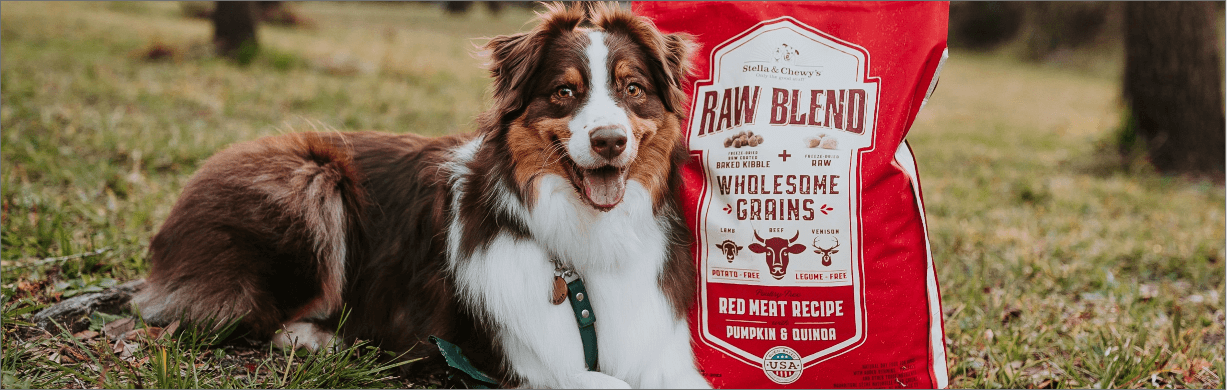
<box><xmin>442</xmin><ymin>2</ymin><xmax>540</xmax><ymax>16</ymax></box>
<box><xmin>949</xmin><ymin>2</ymin><xmax>1122</xmax><ymax>58</ymax></box>
<box><xmin>197</xmin><ymin>1</ymin><xmax>310</xmax><ymax>64</ymax></box>
<box><xmin>951</xmin><ymin>1</ymin><xmax>1224</xmax><ymax>176</ymax></box>
<box><xmin>1016</xmin><ymin>2</ymin><xmax>1119</xmax><ymax>61</ymax></box>
<box><xmin>947</xmin><ymin>2</ymin><xmax>1025</xmax><ymax>51</ymax></box>
<box><xmin>444</xmin><ymin>2</ymin><xmax>501</xmax><ymax>15</ymax></box>
<box><xmin>1124</xmin><ymin>2</ymin><xmax>1225</xmax><ymax>176</ymax></box>
<box><xmin>212</xmin><ymin>1</ymin><xmax>258</xmax><ymax>63</ymax></box>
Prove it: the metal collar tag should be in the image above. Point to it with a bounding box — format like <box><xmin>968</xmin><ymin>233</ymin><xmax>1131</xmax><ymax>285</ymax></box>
<box><xmin>552</xmin><ymin>257</ymin><xmax>599</xmax><ymax>371</ymax></box>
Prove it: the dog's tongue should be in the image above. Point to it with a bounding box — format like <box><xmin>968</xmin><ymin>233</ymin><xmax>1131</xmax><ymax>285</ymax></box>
<box><xmin>582</xmin><ymin>167</ymin><xmax>625</xmax><ymax>209</ymax></box>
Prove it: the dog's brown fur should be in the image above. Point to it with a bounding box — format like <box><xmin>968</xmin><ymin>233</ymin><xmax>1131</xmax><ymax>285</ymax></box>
<box><xmin>133</xmin><ymin>4</ymin><xmax>697</xmax><ymax>385</ymax></box>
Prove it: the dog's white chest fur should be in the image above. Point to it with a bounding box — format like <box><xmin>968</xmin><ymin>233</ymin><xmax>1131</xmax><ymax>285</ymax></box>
<box><xmin>445</xmin><ymin>142</ymin><xmax>708</xmax><ymax>388</ymax></box>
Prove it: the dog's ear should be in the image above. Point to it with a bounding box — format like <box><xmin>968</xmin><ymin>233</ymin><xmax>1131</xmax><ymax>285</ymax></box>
<box><xmin>482</xmin><ymin>3</ymin><xmax>585</xmax><ymax>120</ymax></box>
<box><xmin>590</xmin><ymin>4</ymin><xmax>698</xmax><ymax>114</ymax></box>
<box><xmin>656</xmin><ymin>32</ymin><xmax>697</xmax><ymax>113</ymax></box>
<box><xmin>482</xmin><ymin>31</ymin><xmax>539</xmax><ymax>119</ymax></box>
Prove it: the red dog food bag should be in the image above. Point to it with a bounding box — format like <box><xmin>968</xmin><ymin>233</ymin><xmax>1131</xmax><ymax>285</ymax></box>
<box><xmin>634</xmin><ymin>2</ymin><xmax>950</xmax><ymax>388</ymax></box>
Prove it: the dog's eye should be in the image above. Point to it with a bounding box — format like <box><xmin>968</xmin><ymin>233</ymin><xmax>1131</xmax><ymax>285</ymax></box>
<box><xmin>626</xmin><ymin>84</ymin><xmax>643</xmax><ymax>98</ymax></box>
<box><xmin>555</xmin><ymin>87</ymin><xmax>575</xmax><ymax>98</ymax></box>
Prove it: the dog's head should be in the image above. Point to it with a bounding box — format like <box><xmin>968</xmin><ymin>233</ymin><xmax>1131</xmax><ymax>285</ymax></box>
<box><xmin>480</xmin><ymin>3</ymin><xmax>695</xmax><ymax>212</ymax></box>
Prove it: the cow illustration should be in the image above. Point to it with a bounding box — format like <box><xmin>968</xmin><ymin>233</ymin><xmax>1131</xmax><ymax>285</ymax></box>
<box><xmin>812</xmin><ymin>236</ymin><xmax>840</xmax><ymax>267</ymax></box>
<box><xmin>715</xmin><ymin>239</ymin><xmax>743</xmax><ymax>263</ymax></box>
<box><xmin>748</xmin><ymin>231</ymin><xmax>807</xmax><ymax>280</ymax></box>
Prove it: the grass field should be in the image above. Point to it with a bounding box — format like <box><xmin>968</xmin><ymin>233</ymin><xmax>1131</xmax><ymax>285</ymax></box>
<box><xmin>2</xmin><ymin>2</ymin><xmax>1223</xmax><ymax>388</ymax></box>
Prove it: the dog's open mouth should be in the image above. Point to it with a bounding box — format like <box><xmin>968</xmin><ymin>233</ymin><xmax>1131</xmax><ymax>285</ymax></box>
<box><xmin>563</xmin><ymin>159</ymin><xmax>627</xmax><ymax>212</ymax></box>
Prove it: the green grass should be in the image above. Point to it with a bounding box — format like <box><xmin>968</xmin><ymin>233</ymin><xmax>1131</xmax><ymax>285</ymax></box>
<box><xmin>2</xmin><ymin>1</ymin><xmax>532</xmax><ymax>387</ymax></box>
<box><xmin>1</xmin><ymin>1</ymin><xmax>1223</xmax><ymax>389</ymax></box>
<box><xmin>1</xmin><ymin>0</ymin><xmax>529</xmax><ymax>275</ymax></box>
<box><xmin>2</xmin><ymin>300</ymin><xmax>413</xmax><ymax>388</ymax></box>
<box><xmin>911</xmin><ymin>51</ymin><xmax>1225</xmax><ymax>388</ymax></box>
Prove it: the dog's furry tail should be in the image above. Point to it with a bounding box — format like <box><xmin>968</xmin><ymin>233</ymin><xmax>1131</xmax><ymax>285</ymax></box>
<box><xmin>132</xmin><ymin>132</ymin><xmax>365</xmax><ymax>337</ymax></box>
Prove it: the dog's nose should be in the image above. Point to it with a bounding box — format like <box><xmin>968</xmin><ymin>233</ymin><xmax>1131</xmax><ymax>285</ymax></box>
<box><xmin>590</xmin><ymin>126</ymin><xmax>627</xmax><ymax>160</ymax></box>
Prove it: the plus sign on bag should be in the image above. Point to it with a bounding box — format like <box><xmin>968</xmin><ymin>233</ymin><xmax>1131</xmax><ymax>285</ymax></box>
<box><xmin>634</xmin><ymin>2</ymin><xmax>950</xmax><ymax>387</ymax></box>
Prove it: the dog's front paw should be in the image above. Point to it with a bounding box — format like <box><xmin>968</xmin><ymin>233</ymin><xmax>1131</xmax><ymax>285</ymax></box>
<box><xmin>570</xmin><ymin>371</ymin><xmax>631</xmax><ymax>389</ymax></box>
<box><xmin>271</xmin><ymin>322</ymin><xmax>336</xmax><ymax>352</ymax></box>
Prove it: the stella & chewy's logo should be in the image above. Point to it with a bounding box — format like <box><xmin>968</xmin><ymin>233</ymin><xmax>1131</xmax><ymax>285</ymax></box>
<box><xmin>762</xmin><ymin>346</ymin><xmax>804</xmax><ymax>384</ymax></box>
<box><xmin>741</xmin><ymin>42</ymin><xmax>823</xmax><ymax>79</ymax></box>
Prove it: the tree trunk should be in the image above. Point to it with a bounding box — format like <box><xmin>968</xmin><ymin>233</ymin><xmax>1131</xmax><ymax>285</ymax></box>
<box><xmin>1124</xmin><ymin>2</ymin><xmax>1225</xmax><ymax>175</ymax></box>
<box><xmin>444</xmin><ymin>2</ymin><xmax>473</xmax><ymax>14</ymax></box>
<box><xmin>213</xmin><ymin>1</ymin><xmax>258</xmax><ymax>60</ymax></box>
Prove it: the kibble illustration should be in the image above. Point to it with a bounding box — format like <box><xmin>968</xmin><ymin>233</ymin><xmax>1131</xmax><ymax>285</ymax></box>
<box><xmin>723</xmin><ymin>130</ymin><xmax>764</xmax><ymax>148</ymax></box>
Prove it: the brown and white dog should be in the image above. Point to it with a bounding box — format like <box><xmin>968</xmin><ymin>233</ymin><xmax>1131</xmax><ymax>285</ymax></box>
<box><xmin>132</xmin><ymin>3</ymin><xmax>709</xmax><ymax>388</ymax></box>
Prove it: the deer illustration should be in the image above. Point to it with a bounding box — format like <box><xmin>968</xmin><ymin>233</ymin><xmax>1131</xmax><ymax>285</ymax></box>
<box><xmin>812</xmin><ymin>236</ymin><xmax>840</xmax><ymax>267</ymax></box>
